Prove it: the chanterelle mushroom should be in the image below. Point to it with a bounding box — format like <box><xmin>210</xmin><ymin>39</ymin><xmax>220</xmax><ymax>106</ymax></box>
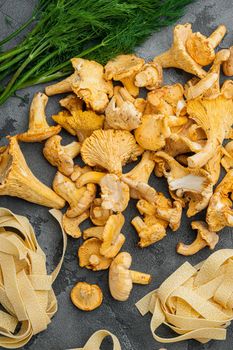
<box><xmin>71</xmin><ymin>58</ymin><xmax>113</xmax><ymax>112</ymax></box>
<box><xmin>121</xmin><ymin>151</ymin><xmax>156</xmax><ymax>202</ymax></box>
<box><xmin>206</xmin><ymin>169</ymin><xmax>233</xmax><ymax>232</ymax></box>
<box><xmin>0</xmin><ymin>137</ymin><xmax>65</xmax><ymax>209</ymax></box>
<box><xmin>81</xmin><ymin>129</ymin><xmax>142</xmax><ymax>175</ymax></box>
<box><xmin>43</xmin><ymin>135</ymin><xmax>80</xmax><ymax>176</ymax></box>
<box><xmin>221</xmin><ymin>80</ymin><xmax>233</xmax><ymax>99</ymax></box>
<box><xmin>62</xmin><ymin>211</ymin><xmax>89</xmax><ymax>238</ymax></box>
<box><xmin>134</xmin><ymin>114</ymin><xmax>171</xmax><ymax>151</ymax></box>
<box><xmin>223</xmin><ymin>46</ymin><xmax>233</xmax><ymax>76</ymax></box>
<box><xmin>52</xmin><ymin>110</ymin><xmax>76</xmax><ymax>136</ymax></box>
<box><xmin>53</xmin><ymin>172</ymin><xmax>87</xmax><ymax>217</ymax></box>
<box><xmin>221</xmin><ymin>141</ymin><xmax>233</xmax><ymax>172</ymax></box>
<box><xmin>105</xmin><ymin>54</ymin><xmax>145</xmax><ymax>97</ymax></box>
<box><xmin>100</xmin><ymin>174</ymin><xmax>130</xmax><ymax>213</ymax></box>
<box><xmin>135</xmin><ymin>62</ymin><xmax>163</xmax><ymax>90</ymax></box>
<box><xmin>17</xmin><ymin>92</ymin><xmax>61</xmax><ymax>142</ymax></box>
<box><xmin>71</xmin><ymin>282</ymin><xmax>103</xmax><ymax>311</ymax></box>
<box><xmin>105</xmin><ymin>87</ymin><xmax>142</xmax><ymax>131</ymax></box>
<box><xmin>78</xmin><ymin>238</ymin><xmax>112</xmax><ymax>271</ymax></box>
<box><xmin>155</xmin><ymin>151</ymin><xmax>213</xmax><ymax>217</ymax></box>
<box><xmin>186</xmin><ymin>25</ymin><xmax>227</xmax><ymax>66</ymax></box>
<box><xmin>186</xmin><ymin>96</ymin><xmax>233</xmax><ymax>168</ymax></box>
<box><xmin>109</xmin><ymin>252</ymin><xmax>151</xmax><ymax>301</ymax></box>
<box><xmin>177</xmin><ymin>221</ymin><xmax>219</xmax><ymax>256</ymax></box>
<box><xmin>100</xmin><ymin>213</ymin><xmax>126</xmax><ymax>258</ymax></box>
<box><xmin>59</xmin><ymin>94</ymin><xmax>83</xmax><ymax>113</ymax></box>
<box><xmin>153</xmin><ymin>23</ymin><xmax>206</xmax><ymax>78</ymax></box>
<box><xmin>90</xmin><ymin>198</ymin><xmax>112</xmax><ymax>226</ymax></box>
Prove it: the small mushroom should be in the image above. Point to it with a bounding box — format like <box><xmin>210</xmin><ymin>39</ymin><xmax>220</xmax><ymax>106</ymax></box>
<box><xmin>83</xmin><ymin>226</ymin><xmax>104</xmax><ymax>240</ymax></box>
<box><xmin>81</xmin><ymin>129</ymin><xmax>142</xmax><ymax>175</ymax></box>
<box><xmin>121</xmin><ymin>151</ymin><xmax>156</xmax><ymax>202</ymax></box>
<box><xmin>134</xmin><ymin>62</ymin><xmax>163</xmax><ymax>90</ymax></box>
<box><xmin>156</xmin><ymin>200</ymin><xmax>182</xmax><ymax>231</ymax></box>
<box><xmin>221</xmin><ymin>80</ymin><xmax>233</xmax><ymax>99</ymax></box>
<box><xmin>17</xmin><ymin>92</ymin><xmax>61</xmax><ymax>142</ymax></box>
<box><xmin>0</xmin><ymin>137</ymin><xmax>65</xmax><ymax>209</ymax></box>
<box><xmin>70</xmin><ymin>165</ymin><xmax>92</xmax><ymax>182</ymax></box>
<box><xmin>52</xmin><ymin>110</ymin><xmax>76</xmax><ymax>136</ymax></box>
<box><xmin>78</xmin><ymin>238</ymin><xmax>112</xmax><ymax>271</ymax></box>
<box><xmin>105</xmin><ymin>54</ymin><xmax>145</xmax><ymax>97</ymax></box>
<box><xmin>131</xmin><ymin>216</ymin><xmax>166</xmax><ymax>248</ymax></box>
<box><xmin>90</xmin><ymin>198</ymin><xmax>112</xmax><ymax>226</ymax></box>
<box><xmin>186</xmin><ymin>25</ymin><xmax>227</xmax><ymax>66</ymax></box>
<box><xmin>223</xmin><ymin>46</ymin><xmax>233</xmax><ymax>76</ymax></box>
<box><xmin>76</xmin><ymin>171</ymin><xmax>106</xmax><ymax>188</ymax></box>
<box><xmin>100</xmin><ymin>174</ymin><xmax>130</xmax><ymax>212</ymax></box>
<box><xmin>177</xmin><ymin>221</ymin><xmax>219</xmax><ymax>256</ymax></box>
<box><xmin>153</xmin><ymin>24</ymin><xmax>206</xmax><ymax>78</ymax></box>
<box><xmin>105</xmin><ymin>87</ymin><xmax>142</xmax><ymax>131</ymax></box>
<box><xmin>71</xmin><ymin>282</ymin><xmax>103</xmax><ymax>311</ymax></box>
<box><xmin>59</xmin><ymin>94</ymin><xmax>83</xmax><ymax>113</ymax></box>
<box><xmin>109</xmin><ymin>252</ymin><xmax>151</xmax><ymax>301</ymax></box>
<box><xmin>43</xmin><ymin>135</ymin><xmax>81</xmax><ymax>176</ymax></box>
<box><xmin>100</xmin><ymin>213</ymin><xmax>126</xmax><ymax>258</ymax></box>
<box><xmin>53</xmin><ymin>172</ymin><xmax>86</xmax><ymax>217</ymax></box>
<box><xmin>62</xmin><ymin>211</ymin><xmax>89</xmax><ymax>238</ymax></box>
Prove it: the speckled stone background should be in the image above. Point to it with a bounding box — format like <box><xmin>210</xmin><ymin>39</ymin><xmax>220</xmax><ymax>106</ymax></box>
<box><xmin>0</xmin><ymin>1</ymin><xmax>233</xmax><ymax>349</ymax></box>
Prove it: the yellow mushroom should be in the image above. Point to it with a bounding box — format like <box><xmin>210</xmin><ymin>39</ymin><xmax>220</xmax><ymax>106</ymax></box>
<box><xmin>186</xmin><ymin>24</ymin><xmax>227</xmax><ymax>66</ymax></box>
<box><xmin>83</xmin><ymin>226</ymin><xmax>104</xmax><ymax>240</ymax></box>
<box><xmin>186</xmin><ymin>96</ymin><xmax>233</xmax><ymax>168</ymax></box>
<box><xmin>70</xmin><ymin>165</ymin><xmax>92</xmax><ymax>182</ymax></box>
<box><xmin>131</xmin><ymin>215</ymin><xmax>166</xmax><ymax>248</ymax></box>
<box><xmin>90</xmin><ymin>198</ymin><xmax>112</xmax><ymax>226</ymax></box>
<box><xmin>81</xmin><ymin>129</ymin><xmax>142</xmax><ymax>175</ymax></box>
<box><xmin>100</xmin><ymin>213</ymin><xmax>126</xmax><ymax>258</ymax></box>
<box><xmin>177</xmin><ymin>221</ymin><xmax>219</xmax><ymax>256</ymax></box>
<box><xmin>75</xmin><ymin>171</ymin><xmax>106</xmax><ymax>188</ymax></box>
<box><xmin>43</xmin><ymin>135</ymin><xmax>81</xmax><ymax>176</ymax></box>
<box><xmin>135</xmin><ymin>114</ymin><xmax>171</xmax><ymax>151</ymax></box>
<box><xmin>105</xmin><ymin>87</ymin><xmax>142</xmax><ymax>131</ymax></box>
<box><xmin>121</xmin><ymin>151</ymin><xmax>156</xmax><ymax>202</ymax></box>
<box><xmin>206</xmin><ymin>169</ymin><xmax>233</xmax><ymax>232</ymax></box>
<box><xmin>0</xmin><ymin>137</ymin><xmax>65</xmax><ymax>209</ymax></box>
<box><xmin>156</xmin><ymin>200</ymin><xmax>182</xmax><ymax>231</ymax></box>
<box><xmin>109</xmin><ymin>252</ymin><xmax>151</xmax><ymax>301</ymax></box>
<box><xmin>221</xmin><ymin>141</ymin><xmax>233</xmax><ymax>172</ymax></box>
<box><xmin>155</xmin><ymin>151</ymin><xmax>213</xmax><ymax>217</ymax></box>
<box><xmin>59</xmin><ymin>94</ymin><xmax>83</xmax><ymax>113</ymax></box>
<box><xmin>78</xmin><ymin>238</ymin><xmax>112</xmax><ymax>271</ymax></box>
<box><xmin>223</xmin><ymin>46</ymin><xmax>233</xmax><ymax>76</ymax></box>
<box><xmin>105</xmin><ymin>54</ymin><xmax>145</xmax><ymax>97</ymax></box>
<box><xmin>71</xmin><ymin>282</ymin><xmax>103</xmax><ymax>311</ymax></box>
<box><xmin>100</xmin><ymin>174</ymin><xmax>130</xmax><ymax>213</ymax></box>
<box><xmin>17</xmin><ymin>92</ymin><xmax>61</xmax><ymax>142</ymax></box>
<box><xmin>52</xmin><ymin>110</ymin><xmax>76</xmax><ymax>136</ymax></box>
<box><xmin>221</xmin><ymin>80</ymin><xmax>233</xmax><ymax>99</ymax></box>
<box><xmin>134</xmin><ymin>62</ymin><xmax>163</xmax><ymax>90</ymax></box>
<box><xmin>52</xmin><ymin>172</ymin><xmax>86</xmax><ymax>217</ymax></box>
<box><xmin>153</xmin><ymin>23</ymin><xmax>206</xmax><ymax>78</ymax></box>
<box><xmin>62</xmin><ymin>211</ymin><xmax>89</xmax><ymax>238</ymax></box>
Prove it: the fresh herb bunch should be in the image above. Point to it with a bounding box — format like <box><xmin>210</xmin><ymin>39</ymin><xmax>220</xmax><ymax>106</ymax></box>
<box><xmin>0</xmin><ymin>0</ymin><xmax>194</xmax><ymax>105</ymax></box>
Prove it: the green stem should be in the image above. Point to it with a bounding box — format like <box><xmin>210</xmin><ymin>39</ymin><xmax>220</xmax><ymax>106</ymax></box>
<box><xmin>0</xmin><ymin>45</ymin><xmax>30</xmax><ymax>62</ymax></box>
<box><xmin>0</xmin><ymin>16</ymin><xmax>36</xmax><ymax>47</ymax></box>
<box><xmin>0</xmin><ymin>51</ymin><xmax>27</xmax><ymax>73</ymax></box>
<box><xmin>18</xmin><ymin>70</ymin><xmax>72</xmax><ymax>89</ymax></box>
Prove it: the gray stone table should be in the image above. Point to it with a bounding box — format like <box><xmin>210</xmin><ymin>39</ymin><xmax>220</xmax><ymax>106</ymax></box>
<box><xmin>0</xmin><ymin>0</ymin><xmax>233</xmax><ymax>349</ymax></box>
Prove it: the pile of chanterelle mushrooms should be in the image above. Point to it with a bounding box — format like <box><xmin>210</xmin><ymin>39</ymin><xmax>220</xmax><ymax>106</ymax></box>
<box><xmin>1</xmin><ymin>23</ymin><xmax>233</xmax><ymax>310</ymax></box>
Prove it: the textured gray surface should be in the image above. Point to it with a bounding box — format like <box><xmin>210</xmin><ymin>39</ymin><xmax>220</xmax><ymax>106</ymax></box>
<box><xmin>0</xmin><ymin>1</ymin><xmax>233</xmax><ymax>349</ymax></box>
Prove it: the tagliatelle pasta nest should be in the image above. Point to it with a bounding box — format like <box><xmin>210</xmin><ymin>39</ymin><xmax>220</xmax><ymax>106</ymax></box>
<box><xmin>136</xmin><ymin>249</ymin><xmax>233</xmax><ymax>344</ymax></box>
<box><xmin>0</xmin><ymin>208</ymin><xmax>66</xmax><ymax>349</ymax></box>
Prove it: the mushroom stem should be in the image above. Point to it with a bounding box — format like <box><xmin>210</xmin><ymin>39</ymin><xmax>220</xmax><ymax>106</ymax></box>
<box><xmin>76</xmin><ymin>171</ymin><xmax>106</xmax><ymax>188</ymax></box>
<box><xmin>45</xmin><ymin>74</ymin><xmax>74</xmax><ymax>96</ymax></box>
<box><xmin>130</xmin><ymin>270</ymin><xmax>151</xmax><ymax>285</ymax></box>
<box><xmin>89</xmin><ymin>254</ymin><xmax>100</xmax><ymax>266</ymax></box>
<box><xmin>207</xmin><ymin>25</ymin><xmax>227</xmax><ymax>48</ymax></box>
<box><xmin>177</xmin><ymin>233</ymin><xmax>207</xmax><ymax>256</ymax></box>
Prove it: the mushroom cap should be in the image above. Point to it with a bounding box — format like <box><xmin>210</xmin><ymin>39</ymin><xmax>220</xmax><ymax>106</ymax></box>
<box><xmin>191</xmin><ymin>221</ymin><xmax>219</xmax><ymax>248</ymax></box>
<box><xmin>71</xmin><ymin>282</ymin><xmax>103</xmax><ymax>311</ymax></box>
<box><xmin>59</xmin><ymin>94</ymin><xmax>83</xmax><ymax>113</ymax></box>
<box><xmin>78</xmin><ymin>238</ymin><xmax>112</xmax><ymax>271</ymax></box>
<box><xmin>105</xmin><ymin>54</ymin><xmax>144</xmax><ymax>81</ymax></box>
<box><xmin>109</xmin><ymin>252</ymin><xmax>133</xmax><ymax>301</ymax></box>
<box><xmin>186</xmin><ymin>32</ymin><xmax>215</xmax><ymax>66</ymax></box>
<box><xmin>81</xmin><ymin>129</ymin><xmax>142</xmax><ymax>175</ymax></box>
<box><xmin>62</xmin><ymin>212</ymin><xmax>89</xmax><ymax>238</ymax></box>
<box><xmin>221</xmin><ymin>80</ymin><xmax>233</xmax><ymax>99</ymax></box>
<box><xmin>135</xmin><ymin>114</ymin><xmax>170</xmax><ymax>151</ymax></box>
<box><xmin>135</xmin><ymin>62</ymin><xmax>163</xmax><ymax>90</ymax></box>
<box><xmin>52</xmin><ymin>110</ymin><xmax>76</xmax><ymax>136</ymax></box>
<box><xmin>100</xmin><ymin>174</ymin><xmax>130</xmax><ymax>212</ymax></box>
<box><xmin>68</xmin><ymin>110</ymin><xmax>104</xmax><ymax>132</ymax></box>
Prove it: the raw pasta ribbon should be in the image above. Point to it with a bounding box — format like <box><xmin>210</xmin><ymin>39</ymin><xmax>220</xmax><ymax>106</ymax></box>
<box><xmin>136</xmin><ymin>249</ymin><xmax>233</xmax><ymax>343</ymax></box>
